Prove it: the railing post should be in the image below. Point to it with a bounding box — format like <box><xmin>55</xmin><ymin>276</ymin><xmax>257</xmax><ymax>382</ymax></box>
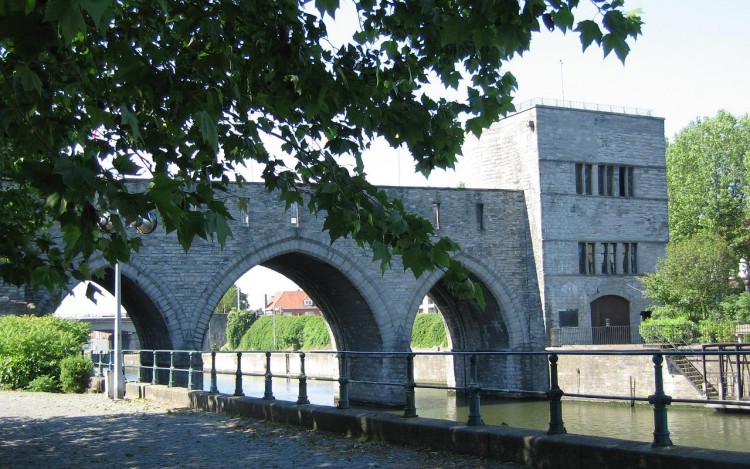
<box><xmin>404</xmin><ymin>353</ymin><xmax>418</xmax><ymax>418</ymax></box>
<box><xmin>151</xmin><ymin>350</ymin><xmax>158</xmax><ymax>385</ymax></box>
<box><xmin>234</xmin><ymin>352</ymin><xmax>244</xmax><ymax>396</ymax></box>
<box><xmin>97</xmin><ymin>352</ymin><xmax>104</xmax><ymax>377</ymax></box>
<box><xmin>547</xmin><ymin>353</ymin><xmax>567</xmax><ymax>435</ymax></box>
<box><xmin>210</xmin><ymin>351</ymin><xmax>218</xmax><ymax>393</ymax></box>
<box><xmin>648</xmin><ymin>353</ymin><xmax>673</xmax><ymax>447</ymax></box>
<box><xmin>168</xmin><ymin>351</ymin><xmax>175</xmax><ymax>387</ymax></box>
<box><xmin>138</xmin><ymin>350</ymin><xmax>148</xmax><ymax>383</ymax></box>
<box><xmin>263</xmin><ymin>351</ymin><xmax>275</xmax><ymax>400</ymax></box>
<box><xmin>466</xmin><ymin>354</ymin><xmax>484</xmax><ymax>426</ymax></box>
<box><xmin>296</xmin><ymin>352</ymin><xmax>310</xmax><ymax>405</ymax></box>
<box><xmin>187</xmin><ymin>352</ymin><xmax>194</xmax><ymax>390</ymax></box>
<box><xmin>337</xmin><ymin>352</ymin><xmax>350</xmax><ymax>409</ymax></box>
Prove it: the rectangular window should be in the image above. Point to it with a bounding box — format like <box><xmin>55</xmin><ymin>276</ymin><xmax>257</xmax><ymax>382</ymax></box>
<box><xmin>476</xmin><ymin>203</ymin><xmax>484</xmax><ymax>231</ymax></box>
<box><xmin>290</xmin><ymin>202</ymin><xmax>299</xmax><ymax>227</ymax></box>
<box><xmin>238</xmin><ymin>197</ymin><xmax>250</xmax><ymax>227</ymax></box>
<box><xmin>619</xmin><ymin>166</ymin><xmax>635</xmax><ymax>197</ymax></box>
<box><xmin>622</xmin><ymin>242</ymin><xmax>638</xmax><ymax>274</ymax></box>
<box><xmin>579</xmin><ymin>242</ymin><xmax>596</xmax><ymax>275</ymax></box>
<box><xmin>433</xmin><ymin>203</ymin><xmax>440</xmax><ymax>229</ymax></box>
<box><xmin>600</xmin><ymin>242</ymin><xmax>609</xmax><ymax>274</ymax></box>
<box><xmin>576</xmin><ymin>163</ymin><xmax>592</xmax><ymax>195</ymax></box>
<box><xmin>598</xmin><ymin>165</ymin><xmax>615</xmax><ymax>196</ymax></box>
<box><xmin>303</xmin><ymin>299</ymin><xmax>313</xmax><ymax>306</ymax></box>
<box><xmin>609</xmin><ymin>243</ymin><xmax>617</xmax><ymax>274</ymax></box>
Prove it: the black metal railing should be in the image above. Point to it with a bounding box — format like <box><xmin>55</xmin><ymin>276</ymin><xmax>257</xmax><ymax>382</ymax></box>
<box><xmin>104</xmin><ymin>348</ymin><xmax>750</xmax><ymax>448</ymax></box>
<box><xmin>549</xmin><ymin>322</ymin><xmax>740</xmax><ymax>346</ymax></box>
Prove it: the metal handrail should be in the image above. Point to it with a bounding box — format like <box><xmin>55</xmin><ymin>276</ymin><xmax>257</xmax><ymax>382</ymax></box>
<box><xmin>103</xmin><ymin>348</ymin><xmax>750</xmax><ymax>448</ymax></box>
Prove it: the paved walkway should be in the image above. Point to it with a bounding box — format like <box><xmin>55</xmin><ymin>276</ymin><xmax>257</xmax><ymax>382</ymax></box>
<box><xmin>0</xmin><ymin>391</ymin><xmax>522</xmax><ymax>468</ymax></box>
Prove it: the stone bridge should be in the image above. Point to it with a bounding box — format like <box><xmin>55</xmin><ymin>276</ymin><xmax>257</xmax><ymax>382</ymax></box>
<box><xmin>32</xmin><ymin>182</ymin><xmax>548</xmax><ymax>402</ymax></box>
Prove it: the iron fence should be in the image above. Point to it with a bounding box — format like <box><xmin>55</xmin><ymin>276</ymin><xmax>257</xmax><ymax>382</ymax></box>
<box><xmin>89</xmin><ymin>347</ymin><xmax>750</xmax><ymax>449</ymax></box>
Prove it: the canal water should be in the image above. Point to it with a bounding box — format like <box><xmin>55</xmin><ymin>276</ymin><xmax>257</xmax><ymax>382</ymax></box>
<box><xmin>197</xmin><ymin>373</ymin><xmax>749</xmax><ymax>453</ymax></box>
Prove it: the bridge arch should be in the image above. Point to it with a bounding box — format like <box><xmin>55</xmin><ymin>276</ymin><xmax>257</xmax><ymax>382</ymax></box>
<box><xmin>193</xmin><ymin>235</ymin><xmax>390</xmax><ymax>352</ymax></box>
<box><xmin>407</xmin><ymin>252</ymin><xmax>531</xmax><ymax>351</ymax></box>
<box><xmin>45</xmin><ymin>256</ymin><xmax>178</xmax><ymax>350</ymax></box>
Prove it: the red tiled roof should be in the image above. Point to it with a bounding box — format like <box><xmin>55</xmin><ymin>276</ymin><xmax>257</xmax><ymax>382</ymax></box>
<box><xmin>266</xmin><ymin>290</ymin><xmax>316</xmax><ymax>311</ymax></box>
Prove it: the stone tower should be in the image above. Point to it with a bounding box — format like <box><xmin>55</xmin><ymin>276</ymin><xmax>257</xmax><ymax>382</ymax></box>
<box><xmin>465</xmin><ymin>100</ymin><xmax>668</xmax><ymax>344</ymax></box>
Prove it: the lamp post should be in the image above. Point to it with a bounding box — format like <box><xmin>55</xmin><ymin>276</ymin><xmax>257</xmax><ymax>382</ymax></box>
<box><xmin>104</xmin><ymin>210</ymin><xmax>158</xmax><ymax>400</ymax></box>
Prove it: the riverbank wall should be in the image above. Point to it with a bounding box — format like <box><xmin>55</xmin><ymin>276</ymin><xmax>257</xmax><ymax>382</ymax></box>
<box><xmin>125</xmin><ymin>382</ymin><xmax>749</xmax><ymax>469</ymax></box>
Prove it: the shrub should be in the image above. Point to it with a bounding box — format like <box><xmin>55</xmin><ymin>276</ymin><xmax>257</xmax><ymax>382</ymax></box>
<box><xmin>238</xmin><ymin>315</ymin><xmax>330</xmax><ymax>350</ymax></box>
<box><xmin>639</xmin><ymin>317</ymin><xmax>696</xmax><ymax>344</ymax></box>
<box><xmin>302</xmin><ymin>317</ymin><xmax>331</xmax><ymax>349</ymax></box>
<box><xmin>26</xmin><ymin>375</ymin><xmax>61</xmax><ymax>393</ymax></box>
<box><xmin>60</xmin><ymin>356</ymin><xmax>94</xmax><ymax>393</ymax></box>
<box><xmin>0</xmin><ymin>315</ymin><xmax>90</xmax><ymax>389</ymax></box>
<box><xmin>697</xmin><ymin>320</ymin><xmax>736</xmax><ymax>343</ymax></box>
<box><xmin>226</xmin><ymin>309</ymin><xmax>256</xmax><ymax>349</ymax></box>
<box><xmin>411</xmin><ymin>313</ymin><xmax>448</xmax><ymax>349</ymax></box>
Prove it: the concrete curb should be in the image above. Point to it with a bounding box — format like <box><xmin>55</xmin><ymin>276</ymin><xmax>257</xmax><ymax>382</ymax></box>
<box><xmin>126</xmin><ymin>383</ymin><xmax>749</xmax><ymax>469</ymax></box>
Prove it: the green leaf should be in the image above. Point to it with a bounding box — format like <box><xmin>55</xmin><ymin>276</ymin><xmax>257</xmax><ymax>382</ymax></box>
<box><xmin>120</xmin><ymin>107</ymin><xmax>143</xmax><ymax>143</ymax></box>
<box><xmin>15</xmin><ymin>64</ymin><xmax>42</xmax><ymax>95</ymax></box>
<box><xmin>314</xmin><ymin>0</ymin><xmax>338</xmax><ymax>17</ymax></box>
<box><xmin>43</xmin><ymin>0</ymin><xmax>86</xmax><ymax>43</ymax></box>
<box><xmin>79</xmin><ymin>0</ymin><xmax>114</xmax><ymax>31</ymax></box>
<box><xmin>195</xmin><ymin>110</ymin><xmax>219</xmax><ymax>152</ymax></box>
<box><xmin>576</xmin><ymin>20</ymin><xmax>602</xmax><ymax>51</ymax></box>
<box><xmin>206</xmin><ymin>210</ymin><xmax>232</xmax><ymax>247</ymax></box>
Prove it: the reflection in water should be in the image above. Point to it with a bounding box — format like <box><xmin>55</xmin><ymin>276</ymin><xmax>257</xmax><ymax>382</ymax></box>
<box><xmin>152</xmin><ymin>373</ymin><xmax>748</xmax><ymax>453</ymax></box>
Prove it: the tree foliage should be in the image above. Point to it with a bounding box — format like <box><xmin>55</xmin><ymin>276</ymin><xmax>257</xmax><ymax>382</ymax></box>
<box><xmin>0</xmin><ymin>315</ymin><xmax>90</xmax><ymax>389</ymax></box>
<box><xmin>214</xmin><ymin>285</ymin><xmax>249</xmax><ymax>315</ymax></box>
<box><xmin>667</xmin><ymin>110</ymin><xmax>750</xmax><ymax>253</ymax></box>
<box><xmin>225</xmin><ymin>307</ymin><xmax>256</xmax><ymax>350</ymax></box>
<box><xmin>641</xmin><ymin>231</ymin><xmax>739</xmax><ymax>322</ymax></box>
<box><xmin>0</xmin><ymin>0</ymin><xmax>642</xmax><ymax>302</ymax></box>
<box><xmin>238</xmin><ymin>315</ymin><xmax>330</xmax><ymax>350</ymax></box>
<box><xmin>410</xmin><ymin>312</ymin><xmax>448</xmax><ymax>348</ymax></box>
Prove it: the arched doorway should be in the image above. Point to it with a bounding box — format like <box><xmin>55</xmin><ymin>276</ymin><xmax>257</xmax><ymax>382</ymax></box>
<box><xmin>590</xmin><ymin>295</ymin><xmax>630</xmax><ymax>344</ymax></box>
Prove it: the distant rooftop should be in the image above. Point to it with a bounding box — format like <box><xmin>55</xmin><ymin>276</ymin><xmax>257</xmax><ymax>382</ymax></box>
<box><xmin>514</xmin><ymin>97</ymin><xmax>653</xmax><ymax>117</ymax></box>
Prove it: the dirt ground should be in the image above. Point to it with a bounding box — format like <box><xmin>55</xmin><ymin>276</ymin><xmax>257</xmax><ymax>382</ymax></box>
<box><xmin>0</xmin><ymin>391</ymin><xmax>522</xmax><ymax>469</ymax></box>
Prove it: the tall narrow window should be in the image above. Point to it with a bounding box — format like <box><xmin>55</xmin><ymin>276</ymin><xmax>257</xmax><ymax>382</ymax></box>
<box><xmin>609</xmin><ymin>243</ymin><xmax>617</xmax><ymax>274</ymax></box>
<box><xmin>433</xmin><ymin>203</ymin><xmax>440</xmax><ymax>229</ymax></box>
<box><xmin>600</xmin><ymin>243</ymin><xmax>609</xmax><ymax>274</ymax></box>
<box><xmin>619</xmin><ymin>166</ymin><xmax>635</xmax><ymax>197</ymax></box>
<box><xmin>622</xmin><ymin>242</ymin><xmax>638</xmax><ymax>274</ymax></box>
<box><xmin>598</xmin><ymin>166</ymin><xmax>606</xmax><ymax>195</ymax></box>
<box><xmin>578</xmin><ymin>243</ymin><xmax>596</xmax><ymax>275</ymax></box>
<box><xmin>290</xmin><ymin>202</ymin><xmax>299</xmax><ymax>227</ymax></box>
<box><xmin>476</xmin><ymin>203</ymin><xmax>484</xmax><ymax>231</ymax></box>
<box><xmin>606</xmin><ymin>165</ymin><xmax>614</xmax><ymax>196</ymax></box>
<box><xmin>578</xmin><ymin>243</ymin><xmax>587</xmax><ymax>274</ymax></box>
<box><xmin>238</xmin><ymin>197</ymin><xmax>250</xmax><ymax>227</ymax></box>
<box><xmin>575</xmin><ymin>163</ymin><xmax>592</xmax><ymax>195</ymax></box>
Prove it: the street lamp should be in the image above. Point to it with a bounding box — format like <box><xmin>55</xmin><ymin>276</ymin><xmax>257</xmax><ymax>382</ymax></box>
<box><xmin>101</xmin><ymin>210</ymin><xmax>158</xmax><ymax>400</ymax></box>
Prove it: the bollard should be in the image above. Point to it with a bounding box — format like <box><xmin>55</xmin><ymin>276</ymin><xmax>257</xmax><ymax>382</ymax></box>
<box><xmin>337</xmin><ymin>352</ymin><xmax>350</xmax><ymax>409</ymax></box>
<box><xmin>648</xmin><ymin>353</ymin><xmax>673</xmax><ymax>447</ymax></box>
<box><xmin>296</xmin><ymin>352</ymin><xmax>310</xmax><ymax>405</ymax></box>
<box><xmin>234</xmin><ymin>352</ymin><xmax>244</xmax><ymax>396</ymax></box>
<box><xmin>546</xmin><ymin>354</ymin><xmax>567</xmax><ymax>435</ymax></box>
<box><xmin>152</xmin><ymin>350</ymin><xmax>158</xmax><ymax>385</ymax></box>
<box><xmin>263</xmin><ymin>351</ymin><xmax>275</xmax><ymax>400</ymax></box>
<box><xmin>466</xmin><ymin>354</ymin><xmax>484</xmax><ymax>426</ymax></box>
<box><xmin>210</xmin><ymin>351</ymin><xmax>218</xmax><ymax>393</ymax></box>
<box><xmin>168</xmin><ymin>351</ymin><xmax>175</xmax><ymax>387</ymax></box>
<box><xmin>403</xmin><ymin>353</ymin><xmax>418</xmax><ymax>418</ymax></box>
<box><xmin>187</xmin><ymin>352</ymin><xmax>194</xmax><ymax>390</ymax></box>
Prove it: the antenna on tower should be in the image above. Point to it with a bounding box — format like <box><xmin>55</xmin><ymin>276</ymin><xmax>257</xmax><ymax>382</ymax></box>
<box><xmin>560</xmin><ymin>59</ymin><xmax>566</xmax><ymax>101</ymax></box>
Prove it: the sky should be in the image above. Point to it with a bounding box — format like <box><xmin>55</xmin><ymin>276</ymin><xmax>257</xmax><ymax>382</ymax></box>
<box><xmin>57</xmin><ymin>1</ymin><xmax>750</xmax><ymax>315</ymax></box>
